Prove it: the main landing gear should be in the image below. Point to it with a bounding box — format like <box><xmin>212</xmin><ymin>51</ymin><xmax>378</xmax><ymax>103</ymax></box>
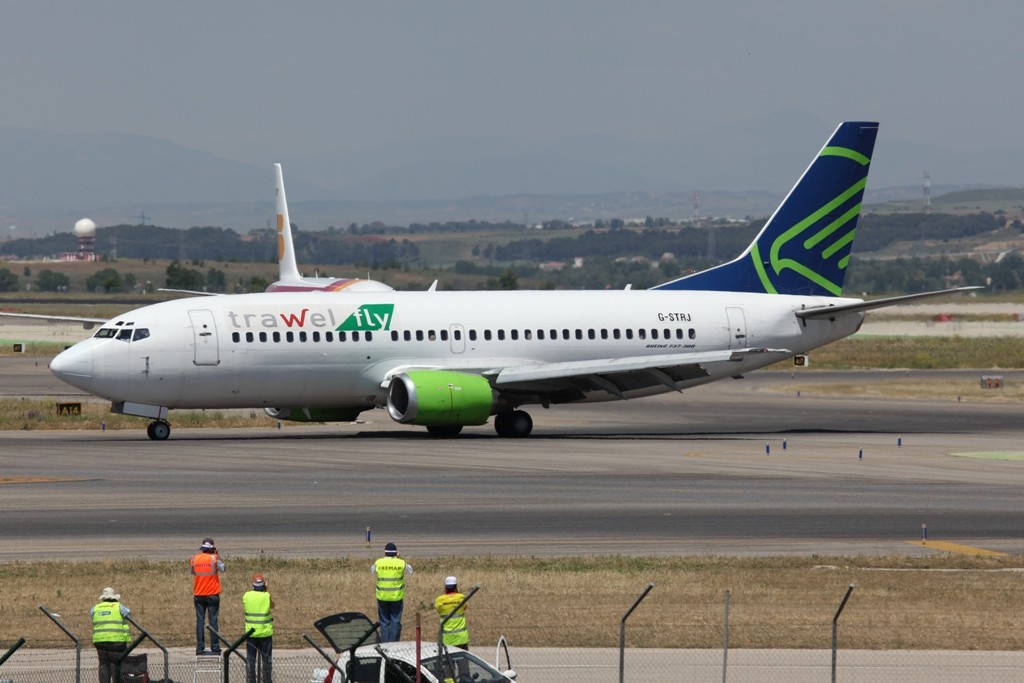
<box><xmin>494</xmin><ymin>410</ymin><xmax>533</xmax><ymax>438</ymax></box>
<box><xmin>146</xmin><ymin>420</ymin><xmax>171</xmax><ymax>441</ymax></box>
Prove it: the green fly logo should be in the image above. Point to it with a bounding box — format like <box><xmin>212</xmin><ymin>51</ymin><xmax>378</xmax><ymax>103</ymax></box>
<box><xmin>337</xmin><ymin>304</ymin><xmax>395</xmax><ymax>331</ymax></box>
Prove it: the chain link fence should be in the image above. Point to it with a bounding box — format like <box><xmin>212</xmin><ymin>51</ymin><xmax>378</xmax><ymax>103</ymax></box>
<box><xmin>4</xmin><ymin>585</ymin><xmax>1024</xmax><ymax>682</ymax></box>
<box><xmin>2</xmin><ymin>643</ymin><xmax>1023</xmax><ymax>683</ymax></box>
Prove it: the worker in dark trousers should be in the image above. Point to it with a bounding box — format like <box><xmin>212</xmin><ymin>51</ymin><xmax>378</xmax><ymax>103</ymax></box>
<box><xmin>91</xmin><ymin>587</ymin><xmax>131</xmax><ymax>683</ymax></box>
<box><xmin>190</xmin><ymin>537</ymin><xmax>225</xmax><ymax>654</ymax></box>
<box><xmin>243</xmin><ymin>574</ymin><xmax>274</xmax><ymax>683</ymax></box>
<box><xmin>372</xmin><ymin>542</ymin><xmax>412</xmax><ymax>641</ymax></box>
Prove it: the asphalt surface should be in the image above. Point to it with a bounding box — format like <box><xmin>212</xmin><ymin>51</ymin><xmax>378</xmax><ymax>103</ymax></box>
<box><xmin>2</xmin><ymin>356</ymin><xmax>1023</xmax><ymax>560</ymax></box>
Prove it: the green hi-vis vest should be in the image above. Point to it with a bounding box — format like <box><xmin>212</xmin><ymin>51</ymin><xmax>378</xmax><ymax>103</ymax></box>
<box><xmin>435</xmin><ymin>592</ymin><xmax>469</xmax><ymax>646</ymax></box>
<box><xmin>374</xmin><ymin>557</ymin><xmax>407</xmax><ymax>602</ymax></box>
<box><xmin>242</xmin><ymin>591</ymin><xmax>274</xmax><ymax>638</ymax></box>
<box><xmin>92</xmin><ymin>601</ymin><xmax>130</xmax><ymax>644</ymax></box>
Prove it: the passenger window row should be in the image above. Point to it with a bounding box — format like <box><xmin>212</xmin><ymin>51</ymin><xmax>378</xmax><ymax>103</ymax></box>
<box><xmin>229</xmin><ymin>327</ymin><xmax>697</xmax><ymax>344</ymax></box>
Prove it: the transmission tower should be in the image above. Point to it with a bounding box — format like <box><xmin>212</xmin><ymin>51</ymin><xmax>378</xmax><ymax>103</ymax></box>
<box><xmin>922</xmin><ymin>170</ymin><xmax>931</xmax><ymax>214</ymax></box>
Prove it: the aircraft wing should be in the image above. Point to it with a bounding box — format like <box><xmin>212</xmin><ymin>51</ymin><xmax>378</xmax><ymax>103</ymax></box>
<box><xmin>487</xmin><ymin>347</ymin><xmax>791</xmax><ymax>401</ymax></box>
<box><xmin>157</xmin><ymin>288</ymin><xmax>219</xmax><ymax>297</ymax></box>
<box><xmin>0</xmin><ymin>311</ymin><xmax>107</xmax><ymax>328</ymax></box>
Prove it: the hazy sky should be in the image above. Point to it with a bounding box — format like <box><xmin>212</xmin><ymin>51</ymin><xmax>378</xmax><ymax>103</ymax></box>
<box><xmin>4</xmin><ymin>1</ymin><xmax>1021</xmax><ymax>164</ymax></box>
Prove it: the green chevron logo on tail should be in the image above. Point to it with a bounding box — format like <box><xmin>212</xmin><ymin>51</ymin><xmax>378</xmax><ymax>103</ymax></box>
<box><xmin>654</xmin><ymin>122</ymin><xmax>879</xmax><ymax>297</ymax></box>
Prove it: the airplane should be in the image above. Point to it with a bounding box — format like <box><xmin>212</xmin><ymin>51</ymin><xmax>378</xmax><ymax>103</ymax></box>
<box><xmin>47</xmin><ymin>121</ymin><xmax>979</xmax><ymax>440</ymax></box>
<box><xmin>264</xmin><ymin>163</ymin><xmax>393</xmax><ymax>294</ymax></box>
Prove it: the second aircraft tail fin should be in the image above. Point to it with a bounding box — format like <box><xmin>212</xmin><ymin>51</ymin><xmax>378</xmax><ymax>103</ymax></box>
<box><xmin>274</xmin><ymin>163</ymin><xmax>302</xmax><ymax>284</ymax></box>
<box><xmin>655</xmin><ymin>121</ymin><xmax>879</xmax><ymax>297</ymax></box>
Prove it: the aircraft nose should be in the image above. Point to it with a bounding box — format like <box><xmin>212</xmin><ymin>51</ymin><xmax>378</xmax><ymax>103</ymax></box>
<box><xmin>50</xmin><ymin>344</ymin><xmax>94</xmax><ymax>390</ymax></box>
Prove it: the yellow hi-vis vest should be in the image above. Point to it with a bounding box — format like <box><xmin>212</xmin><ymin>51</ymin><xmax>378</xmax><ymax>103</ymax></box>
<box><xmin>92</xmin><ymin>601</ymin><xmax>130</xmax><ymax>644</ymax></box>
<box><xmin>242</xmin><ymin>590</ymin><xmax>273</xmax><ymax>638</ymax></box>
<box><xmin>434</xmin><ymin>592</ymin><xmax>469</xmax><ymax>646</ymax></box>
<box><xmin>374</xmin><ymin>557</ymin><xmax>407</xmax><ymax>602</ymax></box>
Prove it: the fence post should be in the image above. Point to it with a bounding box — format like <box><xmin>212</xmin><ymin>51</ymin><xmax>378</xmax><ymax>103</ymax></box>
<box><xmin>303</xmin><ymin>633</ymin><xmax>342</xmax><ymax>671</ymax></box>
<box><xmin>722</xmin><ymin>590</ymin><xmax>731</xmax><ymax>683</ymax></box>
<box><xmin>304</xmin><ymin>619</ymin><xmax>379</xmax><ymax>683</ymax></box>
<box><xmin>220</xmin><ymin>628</ymin><xmax>254</xmax><ymax>683</ymax></box>
<box><xmin>113</xmin><ymin>631</ymin><xmax>148</xmax><ymax>683</ymax></box>
<box><xmin>619</xmin><ymin>583</ymin><xmax>654</xmax><ymax>683</ymax></box>
<box><xmin>831</xmin><ymin>584</ymin><xmax>855</xmax><ymax>683</ymax></box>
<box><xmin>40</xmin><ymin>605</ymin><xmax>80</xmax><ymax>683</ymax></box>
<box><xmin>125</xmin><ymin>614</ymin><xmax>170</xmax><ymax>683</ymax></box>
<box><xmin>0</xmin><ymin>638</ymin><xmax>26</xmax><ymax>669</ymax></box>
<box><xmin>207</xmin><ymin>626</ymin><xmax>251</xmax><ymax>664</ymax></box>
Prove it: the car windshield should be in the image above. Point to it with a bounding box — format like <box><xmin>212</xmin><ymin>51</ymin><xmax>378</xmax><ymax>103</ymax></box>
<box><xmin>422</xmin><ymin>651</ymin><xmax>509</xmax><ymax>683</ymax></box>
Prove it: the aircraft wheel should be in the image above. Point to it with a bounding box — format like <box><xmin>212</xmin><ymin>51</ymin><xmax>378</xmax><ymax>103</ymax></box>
<box><xmin>148</xmin><ymin>421</ymin><xmax>171</xmax><ymax>441</ymax></box>
<box><xmin>426</xmin><ymin>424</ymin><xmax>463</xmax><ymax>437</ymax></box>
<box><xmin>495</xmin><ymin>410</ymin><xmax>532</xmax><ymax>438</ymax></box>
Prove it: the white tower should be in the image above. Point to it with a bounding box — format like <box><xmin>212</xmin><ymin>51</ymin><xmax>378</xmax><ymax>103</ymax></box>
<box><xmin>73</xmin><ymin>218</ymin><xmax>97</xmax><ymax>260</ymax></box>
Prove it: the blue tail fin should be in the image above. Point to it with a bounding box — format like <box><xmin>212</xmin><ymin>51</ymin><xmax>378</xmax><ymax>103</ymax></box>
<box><xmin>654</xmin><ymin>121</ymin><xmax>878</xmax><ymax>296</ymax></box>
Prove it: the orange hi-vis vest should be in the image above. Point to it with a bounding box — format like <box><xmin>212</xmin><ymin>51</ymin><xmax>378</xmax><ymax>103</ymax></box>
<box><xmin>190</xmin><ymin>552</ymin><xmax>221</xmax><ymax>596</ymax></box>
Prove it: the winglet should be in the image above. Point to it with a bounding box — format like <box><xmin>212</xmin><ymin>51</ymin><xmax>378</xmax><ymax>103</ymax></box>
<box><xmin>655</xmin><ymin>121</ymin><xmax>879</xmax><ymax>296</ymax></box>
<box><xmin>274</xmin><ymin>163</ymin><xmax>301</xmax><ymax>283</ymax></box>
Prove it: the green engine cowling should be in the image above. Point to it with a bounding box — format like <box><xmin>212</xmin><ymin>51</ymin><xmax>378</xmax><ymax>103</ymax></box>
<box><xmin>264</xmin><ymin>406</ymin><xmax>364</xmax><ymax>422</ymax></box>
<box><xmin>386</xmin><ymin>371</ymin><xmax>495</xmax><ymax>426</ymax></box>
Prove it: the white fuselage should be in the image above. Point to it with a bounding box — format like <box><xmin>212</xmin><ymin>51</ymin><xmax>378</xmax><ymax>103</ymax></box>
<box><xmin>50</xmin><ymin>289</ymin><xmax>863</xmax><ymax>411</ymax></box>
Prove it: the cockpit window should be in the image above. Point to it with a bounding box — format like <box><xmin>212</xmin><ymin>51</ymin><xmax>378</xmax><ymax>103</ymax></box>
<box><xmin>117</xmin><ymin>329</ymin><xmax>132</xmax><ymax>341</ymax></box>
<box><xmin>132</xmin><ymin>328</ymin><xmax>150</xmax><ymax>342</ymax></box>
<box><xmin>94</xmin><ymin>328</ymin><xmax>118</xmax><ymax>338</ymax></box>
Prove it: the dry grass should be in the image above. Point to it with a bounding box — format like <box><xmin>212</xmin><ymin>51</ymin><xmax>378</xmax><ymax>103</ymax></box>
<box><xmin>776</xmin><ymin>379</ymin><xmax>1024</xmax><ymax>403</ymax></box>
<box><xmin>5</xmin><ymin>556</ymin><xmax>1024</xmax><ymax>651</ymax></box>
<box><xmin>796</xmin><ymin>336</ymin><xmax>1024</xmax><ymax>369</ymax></box>
<box><xmin>0</xmin><ymin>398</ymin><xmax>287</xmax><ymax>431</ymax></box>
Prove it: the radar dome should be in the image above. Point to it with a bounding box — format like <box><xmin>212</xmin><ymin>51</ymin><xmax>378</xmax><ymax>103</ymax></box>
<box><xmin>73</xmin><ymin>218</ymin><xmax>96</xmax><ymax>237</ymax></box>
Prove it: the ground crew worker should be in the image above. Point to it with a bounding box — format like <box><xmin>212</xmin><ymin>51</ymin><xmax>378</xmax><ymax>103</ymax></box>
<box><xmin>371</xmin><ymin>542</ymin><xmax>412</xmax><ymax>641</ymax></box>
<box><xmin>190</xmin><ymin>537</ymin><xmax>225</xmax><ymax>654</ymax></box>
<box><xmin>243</xmin><ymin>574</ymin><xmax>274</xmax><ymax>683</ymax></box>
<box><xmin>91</xmin><ymin>587</ymin><xmax>131</xmax><ymax>683</ymax></box>
<box><xmin>435</xmin><ymin>576</ymin><xmax>470</xmax><ymax>651</ymax></box>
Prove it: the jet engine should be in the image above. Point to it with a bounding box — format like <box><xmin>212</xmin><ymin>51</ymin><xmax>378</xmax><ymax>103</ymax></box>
<box><xmin>386</xmin><ymin>371</ymin><xmax>496</xmax><ymax>426</ymax></box>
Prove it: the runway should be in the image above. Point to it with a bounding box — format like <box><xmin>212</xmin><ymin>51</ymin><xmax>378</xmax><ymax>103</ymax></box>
<box><xmin>2</xmin><ymin>356</ymin><xmax>1023</xmax><ymax>561</ymax></box>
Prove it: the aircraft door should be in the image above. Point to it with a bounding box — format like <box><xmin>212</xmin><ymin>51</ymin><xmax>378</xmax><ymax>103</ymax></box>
<box><xmin>188</xmin><ymin>309</ymin><xmax>220</xmax><ymax>366</ymax></box>
<box><xmin>725</xmin><ymin>307</ymin><xmax>748</xmax><ymax>349</ymax></box>
<box><xmin>449</xmin><ymin>324</ymin><xmax>466</xmax><ymax>354</ymax></box>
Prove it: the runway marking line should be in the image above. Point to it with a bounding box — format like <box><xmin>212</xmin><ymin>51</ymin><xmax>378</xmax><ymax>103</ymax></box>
<box><xmin>949</xmin><ymin>451</ymin><xmax>1024</xmax><ymax>460</ymax></box>
<box><xmin>906</xmin><ymin>540</ymin><xmax>1007</xmax><ymax>557</ymax></box>
<box><xmin>0</xmin><ymin>476</ymin><xmax>85</xmax><ymax>485</ymax></box>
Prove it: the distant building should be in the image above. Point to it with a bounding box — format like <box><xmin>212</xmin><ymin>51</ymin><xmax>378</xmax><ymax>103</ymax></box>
<box><xmin>60</xmin><ymin>218</ymin><xmax>98</xmax><ymax>261</ymax></box>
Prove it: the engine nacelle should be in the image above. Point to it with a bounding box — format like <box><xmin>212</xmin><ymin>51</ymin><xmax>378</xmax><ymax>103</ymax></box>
<box><xmin>387</xmin><ymin>371</ymin><xmax>496</xmax><ymax>426</ymax></box>
<box><xmin>264</xmin><ymin>406</ymin><xmax>364</xmax><ymax>423</ymax></box>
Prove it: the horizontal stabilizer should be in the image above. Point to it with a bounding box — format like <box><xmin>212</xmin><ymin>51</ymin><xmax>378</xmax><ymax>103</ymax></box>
<box><xmin>795</xmin><ymin>286</ymin><xmax>984</xmax><ymax>320</ymax></box>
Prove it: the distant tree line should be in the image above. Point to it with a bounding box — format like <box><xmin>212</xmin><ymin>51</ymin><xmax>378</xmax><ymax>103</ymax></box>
<box><xmin>0</xmin><ymin>212</ymin><xmax>1021</xmax><ymax>293</ymax></box>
